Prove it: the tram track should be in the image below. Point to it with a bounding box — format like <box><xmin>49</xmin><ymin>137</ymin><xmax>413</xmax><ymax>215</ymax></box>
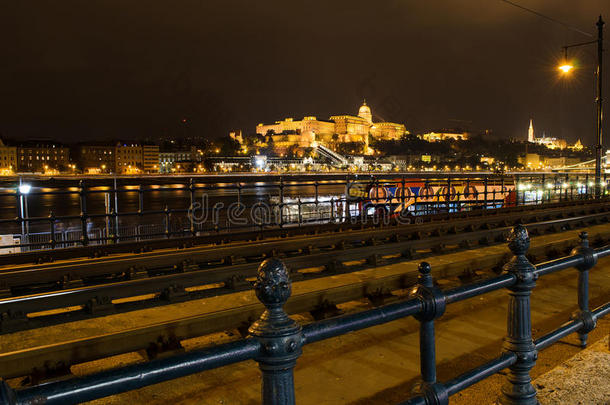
<box><xmin>1</xmin><ymin>220</ymin><xmax>609</xmax><ymax>383</ymax></box>
<box><xmin>1</xmin><ymin>201</ymin><xmax>609</xmax><ymax>335</ymax></box>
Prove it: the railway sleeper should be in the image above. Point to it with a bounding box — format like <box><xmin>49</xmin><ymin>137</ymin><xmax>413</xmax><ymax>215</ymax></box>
<box><xmin>34</xmin><ymin>254</ymin><xmax>54</xmax><ymax>265</ymax></box>
<box><xmin>365</xmin><ymin>288</ymin><xmax>398</xmax><ymax>306</ymax></box>
<box><xmin>126</xmin><ymin>266</ymin><xmax>149</xmax><ymax>280</ymax></box>
<box><xmin>160</xmin><ymin>285</ymin><xmax>189</xmax><ymax>302</ymax></box>
<box><xmin>310</xmin><ymin>300</ymin><xmax>343</xmax><ymax>321</ymax></box>
<box><xmin>459</xmin><ymin>239</ymin><xmax>475</xmax><ymax>249</ymax></box>
<box><xmin>323</xmin><ymin>258</ymin><xmax>344</xmax><ymax>272</ymax></box>
<box><xmin>144</xmin><ymin>335</ymin><xmax>184</xmax><ymax>360</ymax></box>
<box><xmin>60</xmin><ymin>275</ymin><xmax>84</xmax><ymax>289</ymax></box>
<box><xmin>401</xmin><ymin>247</ymin><xmax>416</xmax><ymax>260</ymax></box>
<box><xmin>0</xmin><ymin>309</ymin><xmax>28</xmax><ymax>332</ymax></box>
<box><xmin>22</xmin><ymin>360</ymin><xmax>72</xmax><ymax>386</ymax></box>
<box><xmin>431</xmin><ymin>243</ymin><xmax>446</xmax><ymax>254</ymax></box>
<box><xmin>89</xmin><ymin>249</ymin><xmax>109</xmax><ymax>259</ymax></box>
<box><xmin>225</xmin><ymin>275</ymin><xmax>251</xmax><ymax>290</ymax></box>
<box><xmin>84</xmin><ymin>296</ymin><xmax>115</xmax><ymax>315</ymax></box>
<box><xmin>544</xmin><ymin>247</ymin><xmax>561</xmax><ymax>260</ymax></box>
<box><xmin>366</xmin><ymin>254</ymin><xmax>381</xmax><ymax>266</ymax></box>
<box><xmin>478</xmin><ymin>234</ymin><xmax>494</xmax><ymax>245</ymax></box>
<box><xmin>289</xmin><ymin>268</ymin><xmax>304</xmax><ymax>281</ymax></box>
<box><xmin>457</xmin><ymin>268</ymin><xmax>485</xmax><ymax>283</ymax></box>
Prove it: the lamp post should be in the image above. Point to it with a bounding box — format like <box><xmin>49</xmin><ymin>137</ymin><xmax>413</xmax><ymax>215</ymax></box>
<box><xmin>559</xmin><ymin>16</ymin><xmax>604</xmax><ymax>197</ymax></box>
<box><xmin>18</xmin><ymin>182</ymin><xmax>31</xmax><ymax>246</ymax></box>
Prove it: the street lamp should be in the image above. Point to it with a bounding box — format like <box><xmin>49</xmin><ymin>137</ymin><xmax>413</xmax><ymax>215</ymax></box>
<box><xmin>18</xmin><ymin>184</ymin><xmax>32</xmax><ymax>195</ymax></box>
<box><xmin>18</xmin><ymin>183</ymin><xmax>31</xmax><ymax>245</ymax></box>
<box><xmin>558</xmin><ymin>16</ymin><xmax>604</xmax><ymax>197</ymax></box>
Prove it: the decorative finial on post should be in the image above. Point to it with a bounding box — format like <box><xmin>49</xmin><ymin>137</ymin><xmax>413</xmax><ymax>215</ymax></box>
<box><xmin>418</xmin><ymin>261</ymin><xmax>432</xmax><ymax>280</ymax></box>
<box><xmin>249</xmin><ymin>258</ymin><xmax>302</xmax><ymax>405</ymax></box>
<box><xmin>500</xmin><ymin>225</ymin><xmax>538</xmax><ymax>405</ymax></box>
<box><xmin>507</xmin><ymin>224</ymin><xmax>530</xmax><ymax>257</ymax></box>
<box><xmin>570</xmin><ymin>231</ymin><xmax>597</xmax><ymax>347</ymax></box>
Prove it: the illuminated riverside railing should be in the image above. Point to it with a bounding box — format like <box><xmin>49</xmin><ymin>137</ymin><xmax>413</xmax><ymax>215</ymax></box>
<box><xmin>0</xmin><ymin>172</ymin><xmax>606</xmax><ymax>252</ymax></box>
<box><xmin>1</xmin><ymin>225</ymin><xmax>608</xmax><ymax>405</ymax></box>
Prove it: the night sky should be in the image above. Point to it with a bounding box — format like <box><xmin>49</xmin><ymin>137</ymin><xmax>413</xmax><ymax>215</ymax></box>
<box><xmin>1</xmin><ymin>1</ymin><xmax>609</xmax><ymax>146</ymax></box>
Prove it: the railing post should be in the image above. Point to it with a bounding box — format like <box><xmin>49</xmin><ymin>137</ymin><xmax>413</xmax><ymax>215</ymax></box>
<box><xmin>79</xmin><ymin>180</ymin><xmax>89</xmax><ymax>246</ymax></box>
<box><xmin>570</xmin><ymin>231</ymin><xmax>598</xmax><ymax>347</ymax></box>
<box><xmin>411</xmin><ymin>262</ymin><xmax>448</xmax><ymax>405</ymax></box>
<box><xmin>278</xmin><ymin>177</ymin><xmax>284</xmax><ymax>228</ymax></box>
<box><xmin>484</xmin><ymin>176</ymin><xmax>488</xmax><ymax>209</ymax></box>
<box><xmin>189</xmin><ymin>178</ymin><xmax>196</xmax><ymax>237</ymax></box>
<box><xmin>113</xmin><ymin>177</ymin><xmax>120</xmax><ymax>240</ymax></box>
<box><xmin>500</xmin><ymin>225</ymin><xmax>538</xmax><ymax>405</ymax></box>
<box><xmin>345</xmin><ymin>174</ymin><xmax>351</xmax><ymax>222</ymax></box>
<box><xmin>49</xmin><ymin>210</ymin><xmax>56</xmax><ymax>249</ymax></box>
<box><xmin>164</xmin><ymin>204</ymin><xmax>171</xmax><ymax>238</ymax></box>
<box><xmin>249</xmin><ymin>258</ymin><xmax>303</xmax><ymax>405</ymax></box>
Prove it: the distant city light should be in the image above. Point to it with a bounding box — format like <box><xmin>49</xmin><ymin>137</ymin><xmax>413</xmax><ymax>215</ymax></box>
<box><xmin>18</xmin><ymin>184</ymin><xmax>31</xmax><ymax>194</ymax></box>
<box><xmin>254</xmin><ymin>156</ymin><xmax>266</xmax><ymax>168</ymax></box>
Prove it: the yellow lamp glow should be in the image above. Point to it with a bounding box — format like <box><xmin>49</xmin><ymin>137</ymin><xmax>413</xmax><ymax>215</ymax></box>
<box><xmin>558</xmin><ymin>64</ymin><xmax>573</xmax><ymax>73</ymax></box>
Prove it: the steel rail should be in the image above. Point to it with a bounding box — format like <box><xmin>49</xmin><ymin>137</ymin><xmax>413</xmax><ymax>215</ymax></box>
<box><xmin>1</xmin><ymin>200</ymin><xmax>606</xmax><ymax>291</ymax></box>
<box><xmin>0</xmin><ymin>210</ymin><xmax>607</xmax><ymax>333</ymax></box>
<box><xmin>1</xmin><ymin>229</ymin><xmax>608</xmax><ymax>380</ymax></box>
<box><xmin>2</xmin><ymin>226</ymin><xmax>609</xmax><ymax>405</ymax></box>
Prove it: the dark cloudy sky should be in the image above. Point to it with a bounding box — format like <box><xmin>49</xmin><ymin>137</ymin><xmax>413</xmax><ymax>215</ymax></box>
<box><xmin>1</xmin><ymin>1</ymin><xmax>609</xmax><ymax>146</ymax></box>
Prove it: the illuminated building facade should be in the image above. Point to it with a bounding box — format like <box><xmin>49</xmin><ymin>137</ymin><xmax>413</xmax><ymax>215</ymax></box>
<box><xmin>74</xmin><ymin>143</ymin><xmax>159</xmax><ymax>174</ymax></box>
<box><xmin>17</xmin><ymin>142</ymin><xmax>70</xmax><ymax>173</ymax></box>
<box><xmin>159</xmin><ymin>146</ymin><xmax>198</xmax><ymax>173</ymax></box>
<box><xmin>420</xmin><ymin>132</ymin><xmax>469</xmax><ymax>142</ymax></box>
<box><xmin>255</xmin><ymin>102</ymin><xmax>407</xmax><ymax>154</ymax></box>
<box><xmin>74</xmin><ymin>145</ymin><xmax>116</xmax><ymax>173</ymax></box>
<box><xmin>527</xmin><ymin>119</ymin><xmax>569</xmax><ymax>150</ymax></box>
<box><xmin>142</xmin><ymin>145</ymin><xmax>160</xmax><ymax>173</ymax></box>
<box><xmin>0</xmin><ymin>140</ymin><xmax>17</xmax><ymax>174</ymax></box>
<box><xmin>115</xmin><ymin>144</ymin><xmax>143</xmax><ymax>174</ymax></box>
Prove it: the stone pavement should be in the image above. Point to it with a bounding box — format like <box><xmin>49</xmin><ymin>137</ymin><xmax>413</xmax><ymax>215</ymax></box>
<box><xmin>534</xmin><ymin>336</ymin><xmax>610</xmax><ymax>405</ymax></box>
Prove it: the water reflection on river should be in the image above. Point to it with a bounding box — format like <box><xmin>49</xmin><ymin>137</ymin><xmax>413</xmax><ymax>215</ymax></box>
<box><xmin>0</xmin><ymin>179</ymin><xmax>349</xmax><ymax>235</ymax></box>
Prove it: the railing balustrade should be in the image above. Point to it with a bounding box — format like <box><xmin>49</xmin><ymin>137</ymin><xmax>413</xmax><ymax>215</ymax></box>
<box><xmin>1</xmin><ymin>224</ymin><xmax>609</xmax><ymax>404</ymax></box>
<box><xmin>0</xmin><ymin>172</ymin><xmax>607</xmax><ymax>253</ymax></box>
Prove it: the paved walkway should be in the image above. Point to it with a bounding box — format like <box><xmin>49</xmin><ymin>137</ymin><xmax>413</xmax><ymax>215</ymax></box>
<box><xmin>534</xmin><ymin>336</ymin><xmax>610</xmax><ymax>405</ymax></box>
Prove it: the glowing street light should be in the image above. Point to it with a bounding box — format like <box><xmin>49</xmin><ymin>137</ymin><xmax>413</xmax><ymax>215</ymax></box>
<box><xmin>558</xmin><ymin>63</ymin><xmax>574</xmax><ymax>73</ymax></box>
<box><xmin>18</xmin><ymin>184</ymin><xmax>32</xmax><ymax>195</ymax></box>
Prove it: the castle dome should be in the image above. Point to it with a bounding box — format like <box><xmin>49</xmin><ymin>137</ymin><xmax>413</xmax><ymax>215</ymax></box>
<box><xmin>358</xmin><ymin>100</ymin><xmax>372</xmax><ymax>124</ymax></box>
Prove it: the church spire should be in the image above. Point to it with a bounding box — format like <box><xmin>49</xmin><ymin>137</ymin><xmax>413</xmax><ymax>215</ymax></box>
<box><xmin>528</xmin><ymin>119</ymin><xmax>534</xmax><ymax>142</ymax></box>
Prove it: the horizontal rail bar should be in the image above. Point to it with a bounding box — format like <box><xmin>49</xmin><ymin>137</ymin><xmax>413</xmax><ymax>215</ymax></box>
<box><xmin>302</xmin><ymin>298</ymin><xmax>423</xmax><ymax>344</ymax></box>
<box><xmin>445</xmin><ymin>352</ymin><xmax>517</xmax><ymax>396</ymax></box>
<box><xmin>444</xmin><ymin>273</ymin><xmax>515</xmax><ymax>304</ymax></box>
<box><xmin>11</xmin><ymin>338</ymin><xmax>260</xmax><ymax>405</ymax></box>
<box><xmin>535</xmin><ymin>301</ymin><xmax>610</xmax><ymax>351</ymax></box>
<box><xmin>534</xmin><ymin>255</ymin><xmax>584</xmax><ymax>277</ymax></box>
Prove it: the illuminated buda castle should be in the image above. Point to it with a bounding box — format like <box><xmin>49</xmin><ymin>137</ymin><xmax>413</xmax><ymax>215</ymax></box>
<box><xmin>527</xmin><ymin>119</ymin><xmax>582</xmax><ymax>151</ymax></box>
<box><xmin>256</xmin><ymin>101</ymin><xmax>407</xmax><ymax>154</ymax></box>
